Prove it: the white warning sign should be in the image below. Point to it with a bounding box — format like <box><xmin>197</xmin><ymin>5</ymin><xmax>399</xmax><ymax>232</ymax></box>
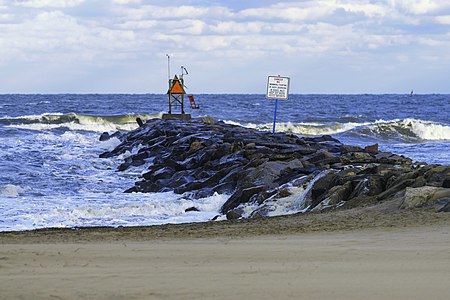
<box><xmin>266</xmin><ymin>76</ymin><xmax>290</xmax><ymax>99</ymax></box>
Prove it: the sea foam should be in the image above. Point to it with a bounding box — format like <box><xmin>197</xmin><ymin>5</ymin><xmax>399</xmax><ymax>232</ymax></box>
<box><xmin>4</xmin><ymin>112</ymin><xmax>164</xmax><ymax>132</ymax></box>
<box><xmin>0</xmin><ymin>184</ymin><xmax>27</xmax><ymax>197</ymax></box>
<box><xmin>224</xmin><ymin>118</ymin><xmax>450</xmax><ymax>141</ymax></box>
<box><xmin>0</xmin><ymin>192</ymin><xmax>229</xmax><ymax>231</ymax></box>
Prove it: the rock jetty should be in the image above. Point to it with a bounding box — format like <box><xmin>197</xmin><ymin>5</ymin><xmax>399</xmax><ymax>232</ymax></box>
<box><xmin>99</xmin><ymin>118</ymin><xmax>450</xmax><ymax>219</ymax></box>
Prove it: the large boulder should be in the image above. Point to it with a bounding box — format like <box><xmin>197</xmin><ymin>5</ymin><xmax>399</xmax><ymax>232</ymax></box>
<box><xmin>400</xmin><ymin>186</ymin><xmax>450</xmax><ymax>209</ymax></box>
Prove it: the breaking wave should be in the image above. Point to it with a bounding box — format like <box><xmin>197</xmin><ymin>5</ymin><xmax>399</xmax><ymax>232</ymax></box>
<box><xmin>1</xmin><ymin>112</ymin><xmax>163</xmax><ymax>132</ymax></box>
<box><xmin>225</xmin><ymin>118</ymin><xmax>450</xmax><ymax>142</ymax></box>
<box><xmin>366</xmin><ymin>118</ymin><xmax>450</xmax><ymax>141</ymax></box>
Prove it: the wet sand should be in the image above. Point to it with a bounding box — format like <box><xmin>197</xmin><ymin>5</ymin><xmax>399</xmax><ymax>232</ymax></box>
<box><xmin>1</xmin><ymin>205</ymin><xmax>450</xmax><ymax>299</ymax></box>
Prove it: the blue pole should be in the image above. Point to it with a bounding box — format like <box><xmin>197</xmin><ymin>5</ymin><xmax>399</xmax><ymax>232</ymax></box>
<box><xmin>272</xmin><ymin>98</ymin><xmax>279</xmax><ymax>133</ymax></box>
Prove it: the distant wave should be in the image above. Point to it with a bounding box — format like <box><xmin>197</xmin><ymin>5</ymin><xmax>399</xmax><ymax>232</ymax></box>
<box><xmin>224</xmin><ymin>118</ymin><xmax>450</xmax><ymax>142</ymax></box>
<box><xmin>224</xmin><ymin>120</ymin><xmax>366</xmax><ymax>136</ymax></box>
<box><xmin>1</xmin><ymin>112</ymin><xmax>164</xmax><ymax>132</ymax></box>
<box><xmin>362</xmin><ymin>118</ymin><xmax>450</xmax><ymax>141</ymax></box>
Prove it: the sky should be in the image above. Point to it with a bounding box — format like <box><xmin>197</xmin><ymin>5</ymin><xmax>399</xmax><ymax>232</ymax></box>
<box><xmin>1</xmin><ymin>0</ymin><xmax>450</xmax><ymax>94</ymax></box>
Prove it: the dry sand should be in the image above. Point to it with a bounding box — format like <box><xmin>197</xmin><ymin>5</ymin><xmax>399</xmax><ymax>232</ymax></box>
<box><xmin>1</xmin><ymin>205</ymin><xmax>450</xmax><ymax>300</ymax></box>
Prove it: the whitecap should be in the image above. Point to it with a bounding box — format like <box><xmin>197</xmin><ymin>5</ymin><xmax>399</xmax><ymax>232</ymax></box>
<box><xmin>0</xmin><ymin>184</ymin><xmax>27</xmax><ymax>197</ymax></box>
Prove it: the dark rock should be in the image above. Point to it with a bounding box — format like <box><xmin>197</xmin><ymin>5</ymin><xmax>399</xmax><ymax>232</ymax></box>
<box><xmin>310</xmin><ymin>181</ymin><xmax>352</xmax><ymax>211</ymax></box>
<box><xmin>304</xmin><ymin>135</ymin><xmax>341</xmax><ymax>143</ymax></box>
<box><xmin>131</xmin><ymin>159</ymin><xmax>145</xmax><ymax>167</ymax></box>
<box><xmin>340</xmin><ymin>151</ymin><xmax>375</xmax><ymax>163</ymax></box>
<box><xmin>136</xmin><ymin>117</ymin><xmax>144</xmax><ymax>127</ymax></box>
<box><xmin>309</xmin><ymin>172</ymin><xmax>338</xmax><ymax>209</ymax></box>
<box><xmin>423</xmin><ymin>165</ymin><xmax>450</xmax><ymax>187</ymax></box>
<box><xmin>387</xmin><ymin>170</ymin><xmax>418</xmax><ymax>189</ymax></box>
<box><xmin>304</xmin><ymin>150</ymin><xmax>337</xmax><ymax>165</ymax></box>
<box><xmin>340</xmin><ymin>145</ymin><xmax>363</xmax><ymax>153</ymax></box>
<box><xmin>185</xmin><ymin>207</ymin><xmax>200</xmax><ymax>212</ymax></box>
<box><xmin>366</xmin><ymin>175</ymin><xmax>385</xmax><ymax>196</ymax></box>
<box><xmin>412</xmin><ymin>176</ymin><xmax>427</xmax><ymax>188</ymax></box>
<box><xmin>438</xmin><ymin>201</ymin><xmax>450</xmax><ymax>212</ymax></box>
<box><xmin>364</xmin><ymin>143</ymin><xmax>379</xmax><ymax>153</ymax></box>
<box><xmin>226</xmin><ymin>208</ymin><xmax>244</xmax><ymax>220</ymax></box>
<box><xmin>211</xmin><ymin>215</ymin><xmax>221</xmax><ymax>221</ymax></box>
<box><xmin>99</xmin><ymin>132</ymin><xmax>110</xmax><ymax>141</ymax></box>
<box><xmin>124</xmin><ymin>186</ymin><xmax>139</xmax><ymax>193</ymax></box>
<box><xmin>377</xmin><ymin>179</ymin><xmax>416</xmax><ymax>201</ymax></box>
<box><xmin>221</xmin><ymin>185</ymin><xmax>267</xmax><ymax>213</ymax></box>
<box><xmin>110</xmin><ymin>131</ymin><xmax>123</xmax><ymax>140</ymax></box>
<box><xmin>348</xmin><ymin>179</ymin><xmax>369</xmax><ymax>199</ymax></box>
<box><xmin>152</xmin><ymin>167</ymin><xmax>176</xmax><ymax>180</ymax></box>
<box><xmin>443</xmin><ymin>176</ymin><xmax>450</xmax><ymax>188</ymax></box>
<box><xmin>118</xmin><ymin>162</ymin><xmax>130</xmax><ymax>171</ymax></box>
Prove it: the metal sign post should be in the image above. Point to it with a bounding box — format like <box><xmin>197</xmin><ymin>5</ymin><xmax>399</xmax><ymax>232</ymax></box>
<box><xmin>266</xmin><ymin>75</ymin><xmax>290</xmax><ymax>133</ymax></box>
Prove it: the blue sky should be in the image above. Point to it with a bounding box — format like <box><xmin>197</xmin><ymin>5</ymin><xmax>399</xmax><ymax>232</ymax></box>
<box><xmin>1</xmin><ymin>0</ymin><xmax>450</xmax><ymax>94</ymax></box>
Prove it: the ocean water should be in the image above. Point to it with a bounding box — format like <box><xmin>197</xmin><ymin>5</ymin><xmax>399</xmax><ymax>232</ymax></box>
<box><xmin>0</xmin><ymin>94</ymin><xmax>449</xmax><ymax>231</ymax></box>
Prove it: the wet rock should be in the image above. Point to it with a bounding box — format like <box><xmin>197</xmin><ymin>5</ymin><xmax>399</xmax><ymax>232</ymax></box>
<box><xmin>310</xmin><ymin>181</ymin><xmax>353</xmax><ymax>212</ymax></box>
<box><xmin>136</xmin><ymin>117</ymin><xmax>144</xmax><ymax>127</ymax></box>
<box><xmin>309</xmin><ymin>172</ymin><xmax>338</xmax><ymax>209</ymax></box>
<box><xmin>99</xmin><ymin>118</ymin><xmax>448</xmax><ymax>218</ymax></box>
<box><xmin>118</xmin><ymin>162</ymin><xmax>130</xmax><ymax>171</ymax></box>
<box><xmin>185</xmin><ymin>207</ymin><xmax>200</xmax><ymax>212</ymax></box>
<box><xmin>99</xmin><ymin>132</ymin><xmax>110</xmax><ymax>141</ymax></box>
<box><xmin>226</xmin><ymin>208</ymin><xmax>244</xmax><ymax>220</ymax></box>
<box><xmin>221</xmin><ymin>185</ymin><xmax>267</xmax><ymax>213</ymax></box>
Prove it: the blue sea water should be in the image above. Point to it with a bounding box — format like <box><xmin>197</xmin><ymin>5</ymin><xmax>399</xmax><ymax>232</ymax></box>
<box><xmin>0</xmin><ymin>94</ymin><xmax>449</xmax><ymax>231</ymax></box>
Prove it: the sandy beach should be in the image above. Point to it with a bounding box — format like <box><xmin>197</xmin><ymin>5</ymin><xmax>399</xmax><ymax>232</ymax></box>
<box><xmin>1</xmin><ymin>205</ymin><xmax>450</xmax><ymax>300</ymax></box>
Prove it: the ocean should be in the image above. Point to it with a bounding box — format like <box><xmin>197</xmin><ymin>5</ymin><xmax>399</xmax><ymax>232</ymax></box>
<box><xmin>1</xmin><ymin>94</ymin><xmax>449</xmax><ymax>231</ymax></box>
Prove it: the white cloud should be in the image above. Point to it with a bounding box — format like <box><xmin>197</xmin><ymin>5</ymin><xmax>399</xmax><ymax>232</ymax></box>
<box><xmin>113</xmin><ymin>0</ymin><xmax>141</xmax><ymax>4</ymax></box>
<box><xmin>14</xmin><ymin>0</ymin><xmax>85</xmax><ymax>8</ymax></box>
<box><xmin>435</xmin><ymin>15</ymin><xmax>450</xmax><ymax>24</ymax></box>
<box><xmin>240</xmin><ymin>2</ymin><xmax>333</xmax><ymax>22</ymax></box>
<box><xmin>339</xmin><ymin>2</ymin><xmax>387</xmax><ymax>18</ymax></box>
<box><xmin>0</xmin><ymin>9</ymin><xmax>137</xmax><ymax>65</ymax></box>
<box><xmin>116</xmin><ymin>4</ymin><xmax>232</xmax><ymax>20</ymax></box>
<box><xmin>1</xmin><ymin>0</ymin><xmax>450</xmax><ymax>93</ymax></box>
<box><xmin>211</xmin><ymin>21</ymin><xmax>264</xmax><ymax>34</ymax></box>
<box><xmin>387</xmin><ymin>0</ymin><xmax>442</xmax><ymax>15</ymax></box>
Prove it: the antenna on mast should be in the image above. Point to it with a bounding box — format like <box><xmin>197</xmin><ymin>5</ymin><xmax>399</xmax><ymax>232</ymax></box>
<box><xmin>166</xmin><ymin>54</ymin><xmax>171</xmax><ymax>87</ymax></box>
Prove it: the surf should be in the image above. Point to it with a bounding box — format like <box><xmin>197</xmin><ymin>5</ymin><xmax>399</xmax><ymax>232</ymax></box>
<box><xmin>224</xmin><ymin>118</ymin><xmax>450</xmax><ymax>142</ymax></box>
<box><xmin>1</xmin><ymin>112</ymin><xmax>163</xmax><ymax>132</ymax></box>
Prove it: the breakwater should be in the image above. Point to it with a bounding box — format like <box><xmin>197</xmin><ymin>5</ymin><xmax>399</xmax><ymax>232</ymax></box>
<box><xmin>100</xmin><ymin>117</ymin><xmax>450</xmax><ymax>220</ymax></box>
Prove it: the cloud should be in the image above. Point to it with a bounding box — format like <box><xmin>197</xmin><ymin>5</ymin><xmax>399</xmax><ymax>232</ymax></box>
<box><xmin>435</xmin><ymin>15</ymin><xmax>450</xmax><ymax>24</ymax></box>
<box><xmin>387</xmin><ymin>0</ymin><xmax>443</xmax><ymax>15</ymax></box>
<box><xmin>113</xmin><ymin>0</ymin><xmax>141</xmax><ymax>4</ymax></box>
<box><xmin>1</xmin><ymin>0</ymin><xmax>450</xmax><ymax>93</ymax></box>
<box><xmin>115</xmin><ymin>4</ymin><xmax>232</xmax><ymax>20</ymax></box>
<box><xmin>239</xmin><ymin>2</ymin><xmax>334</xmax><ymax>22</ymax></box>
<box><xmin>0</xmin><ymin>9</ymin><xmax>136</xmax><ymax>65</ymax></box>
<box><xmin>13</xmin><ymin>0</ymin><xmax>85</xmax><ymax>8</ymax></box>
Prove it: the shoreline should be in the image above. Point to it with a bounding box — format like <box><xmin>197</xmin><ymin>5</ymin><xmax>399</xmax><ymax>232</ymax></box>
<box><xmin>2</xmin><ymin>201</ymin><xmax>449</xmax><ymax>243</ymax></box>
